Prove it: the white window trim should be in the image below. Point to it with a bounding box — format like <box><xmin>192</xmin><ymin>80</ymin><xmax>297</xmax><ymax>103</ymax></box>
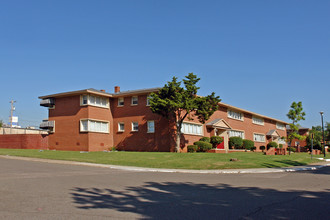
<box><xmin>228</xmin><ymin>129</ymin><xmax>245</xmax><ymax>139</ymax></box>
<box><xmin>80</xmin><ymin>94</ymin><xmax>110</xmax><ymax>109</ymax></box>
<box><xmin>147</xmin><ymin>120</ymin><xmax>155</xmax><ymax>133</ymax></box>
<box><xmin>227</xmin><ymin>109</ymin><xmax>244</xmax><ymax>121</ymax></box>
<box><xmin>253</xmin><ymin>133</ymin><xmax>266</xmax><ymax>143</ymax></box>
<box><xmin>181</xmin><ymin>122</ymin><xmax>204</xmax><ymax>136</ymax></box>
<box><xmin>131</xmin><ymin>122</ymin><xmax>139</xmax><ymax>132</ymax></box>
<box><xmin>80</xmin><ymin>118</ymin><xmax>110</xmax><ymax>134</ymax></box>
<box><xmin>118</xmin><ymin>97</ymin><xmax>124</xmax><ymax>107</ymax></box>
<box><xmin>131</xmin><ymin>96</ymin><xmax>138</xmax><ymax>106</ymax></box>
<box><xmin>252</xmin><ymin>116</ymin><xmax>264</xmax><ymax>126</ymax></box>
<box><xmin>276</xmin><ymin>122</ymin><xmax>285</xmax><ymax>130</ymax></box>
<box><xmin>118</xmin><ymin>122</ymin><xmax>125</xmax><ymax>132</ymax></box>
<box><xmin>146</xmin><ymin>95</ymin><xmax>151</xmax><ymax>106</ymax></box>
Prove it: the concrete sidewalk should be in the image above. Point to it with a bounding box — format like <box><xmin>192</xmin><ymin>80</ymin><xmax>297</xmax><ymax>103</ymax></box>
<box><xmin>1</xmin><ymin>155</ymin><xmax>329</xmax><ymax>174</ymax></box>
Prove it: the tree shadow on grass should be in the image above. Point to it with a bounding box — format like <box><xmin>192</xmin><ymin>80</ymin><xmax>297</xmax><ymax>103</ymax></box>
<box><xmin>71</xmin><ymin>179</ymin><xmax>330</xmax><ymax>219</ymax></box>
<box><xmin>261</xmin><ymin>160</ymin><xmax>307</xmax><ymax>168</ymax></box>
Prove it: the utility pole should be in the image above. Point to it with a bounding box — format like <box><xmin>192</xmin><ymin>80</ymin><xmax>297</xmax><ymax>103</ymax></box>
<box><xmin>9</xmin><ymin>100</ymin><xmax>16</xmax><ymax>133</ymax></box>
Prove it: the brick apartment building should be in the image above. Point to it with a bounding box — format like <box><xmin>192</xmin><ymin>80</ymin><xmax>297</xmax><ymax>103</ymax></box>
<box><xmin>39</xmin><ymin>86</ymin><xmax>288</xmax><ymax>152</ymax></box>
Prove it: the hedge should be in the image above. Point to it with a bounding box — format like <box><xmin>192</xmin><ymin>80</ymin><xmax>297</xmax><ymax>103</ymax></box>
<box><xmin>229</xmin><ymin>137</ymin><xmax>243</xmax><ymax>149</ymax></box>
<box><xmin>243</xmin><ymin>139</ymin><xmax>254</xmax><ymax>150</ymax></box>
<box><xmin>187</xmin><ymin>145</ymin><xmax>198</xmax><ymax>153</ymax></box>
<box><xmin>194</xmin><ymin>141</ymin><xmax>212</xmax><ymax>152</ymax></box>
<box><xmin>199</xmin><ymin>137</ymin><xmax>210</xmax><ymax>143</ymax></box>
<box><xmin>267</xmin><ymin>142</ymin><xmax>278</xmax><ymax>150</ymax></box>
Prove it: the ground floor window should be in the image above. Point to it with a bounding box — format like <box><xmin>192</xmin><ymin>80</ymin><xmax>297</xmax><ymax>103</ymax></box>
<box><xmin>147</xmin><ymin>121</ymin><xmax>155</xmax><ymax>133</ymax></box>
<box><xmin>181</xmin><ymin>122</ymin><xmax>203</xmax><ymax>135</ymax></box>
<box><xmin>253</xmin><ymin>133</ymin><xmax>265</xmax><ymax>142</ymax></box>
<box><xmin>132</xmin><ymin>122</ymin><xmax>139</xmax><ymax>131</ymax></box>
<box><xmin>228</xmin><ymin>130</ymin><xmax>245</xmax><ymax>139</ymax></box>
<box><xmin>80</xmin><ymin>119</ymin><xmax>109</xmax><ymax>133</ymax></box>
<box><xmin>118</xmin><ymin>122</ymin><xmax>125</xmax><ymax>132</ymax></box>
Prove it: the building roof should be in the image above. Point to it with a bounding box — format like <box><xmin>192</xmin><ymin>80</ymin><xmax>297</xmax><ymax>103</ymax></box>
<box><xmin>39</xmin><ymin>87</ymin><xmax>288</xmax><ymax>125</ymax></box>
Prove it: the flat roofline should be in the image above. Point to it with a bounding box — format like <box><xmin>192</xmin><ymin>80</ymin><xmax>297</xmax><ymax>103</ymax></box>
<box><xmin>39</xmin><ymin>87</ymin><xmax>288</xmax><ymax>124</ymax></box>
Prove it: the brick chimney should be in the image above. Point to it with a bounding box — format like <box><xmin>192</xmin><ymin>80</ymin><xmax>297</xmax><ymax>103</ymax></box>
<box><xmin>100</xmin><ymin>89</ymin><xmax>105</xmax><ymax>92</ymax></box>
<box><xmin>114</xmin><ymin>86</ymin><xmax>120</xmax><ymax>93</ymax></box>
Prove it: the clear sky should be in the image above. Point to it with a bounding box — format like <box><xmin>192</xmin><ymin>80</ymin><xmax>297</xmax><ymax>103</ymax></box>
<box><xmin>0</xmin><ymin>0</ymin><xmax>329</xmax><ymax>128</ymax></box>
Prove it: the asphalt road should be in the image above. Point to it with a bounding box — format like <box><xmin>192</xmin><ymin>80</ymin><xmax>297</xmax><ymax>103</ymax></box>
<box><xmin>0</xmin><ymin>157</ymin><xmax>329</xmax><ymax>220</ymax></box>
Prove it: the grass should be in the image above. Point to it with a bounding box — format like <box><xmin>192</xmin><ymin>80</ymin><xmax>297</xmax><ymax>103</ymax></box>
<box><xmin>0</xmin><ymin>149</ymin><xmax>328</xmax><ymax>170</ymax></box>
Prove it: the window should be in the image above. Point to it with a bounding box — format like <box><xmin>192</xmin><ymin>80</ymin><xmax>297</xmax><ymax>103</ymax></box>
<box><xmin>131</xmin><ymin>96</ymin><xmax>138</xmax><ymax>105</ymax></box>
<box><xmin>228</xmin><ymin>110</ymin><xmax>243</xmax><ymax>121</ymax></box>
<box><xmin>146</xmin><ymin>95</ymin><xmax>152</xmax><ymax>106</ymax></box>
<box><xmin>253</xmin><ymin>133</ymin><xmax>265</xmax><ymax>142</ymax></box>
<box><xmin>252</xmin><ymin>116</ymin><xmax>264</xmax><ymax>125</ymax></box>
<box><xmin>228</xmin><ymin>130</ymin><xmax>245</xmax><ymax>139</ymax></box>
<box><xmin>181</xmin><ymin>122</ymin><xmax>203</xmax><ymax>135</ymax></box>
<box><xmin>118</xmin><ymin>122</ymin><xmax>125</xmax><ymax>132</ymax></box>
<box><xmin>132</xmin><ymin>122</ymin><xmax>138</xmax><ymax>131</ymax></box>
<box><xmin>147</xmin><ymin>121</ymin><xmax>155</xmax><ymax>133</ymax></box>
<box><xmin>118</xmin><ymin>97</ymin><xmax>124</xmax><ymax>106</ymax></box>
<box><xmin>82</xmin><ymin>95</ymin><xmax>88</xmax><ymax>105</ymax></box>
<box><xmin>80</xmin><ymin>119</ymin><xmax>109</xmax><ymax>133</ymax></box>
<box><xmin>276</xmin><ymin>122</ymin><xmax>285</xmax><ymax>130</ymax></box>
<box><xmin>81</xmin><ymin>95</ymin><xmax>109</xmax><ymax>108</ymax></box>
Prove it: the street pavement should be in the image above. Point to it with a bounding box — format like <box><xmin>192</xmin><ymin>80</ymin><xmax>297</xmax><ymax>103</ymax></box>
<box><xmin>0</xmin><ymin>156</ymin><xmax>329</xmax><ymax>219</ymax></box>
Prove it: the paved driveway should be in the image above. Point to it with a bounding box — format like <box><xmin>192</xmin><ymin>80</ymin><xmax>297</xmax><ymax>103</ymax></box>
<box><xmin>0</xmin><ymin>157</ymin><xmax>329</xmax><ymax>219</ymax></box>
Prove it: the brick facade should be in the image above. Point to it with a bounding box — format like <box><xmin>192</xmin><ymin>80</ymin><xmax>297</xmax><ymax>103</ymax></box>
<box><xmin>39</xmin><ymin>87</ymin><xmax>288</xmax><ymax>152</ymax></box>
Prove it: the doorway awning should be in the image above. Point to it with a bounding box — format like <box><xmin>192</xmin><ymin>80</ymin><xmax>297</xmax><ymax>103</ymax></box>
<box><xmin>266</xmin><ymin>129</ymin><xmax>280</xmax><ymax>138</ymax></box>
<box><xmin>206</xmin><ymin>118</ymin><xmax>232</xmax><ymax>130</ymax></box>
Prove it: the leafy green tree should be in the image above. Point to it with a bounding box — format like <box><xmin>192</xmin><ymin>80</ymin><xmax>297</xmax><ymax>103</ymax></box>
<box><xmin>149</xmin><ymin>73</ymin><xmax>221</xmax><ymax>152</ymax></box>
<box><xmin>0</xmin><ymin>120</ymin><xmax>3</xmax><ymax>128</ymax></box>
<box><xmin>286</xmin><ymin>101</ymin><xmax>306</xmax><ymax>154</ymax></box>
<box><xmin>306</xmin><ymin>126</ymin><xmax>322</xmax><ymax>150</ymax></box>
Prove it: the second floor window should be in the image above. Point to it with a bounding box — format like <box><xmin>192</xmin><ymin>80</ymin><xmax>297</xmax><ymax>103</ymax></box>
<box><xmin>118</xmin><ymin>97</ymin><xmax>124</xmax><ymax>106</ymax></box>
<box><xmin>228</xmin><ymin>110</ymin><xmax>243</xmax><ymax>121</ymax></box>
<box><xmin>131</xmin><ymin>96</ymin><xmax>138</xmax><ymax>105</ymax></box>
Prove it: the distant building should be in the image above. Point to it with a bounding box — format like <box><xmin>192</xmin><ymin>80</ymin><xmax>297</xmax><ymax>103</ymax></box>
<box><xmin>39</xmin><ymin>87</ymin><xmax>288</xmax><ymax>152</ymax></box>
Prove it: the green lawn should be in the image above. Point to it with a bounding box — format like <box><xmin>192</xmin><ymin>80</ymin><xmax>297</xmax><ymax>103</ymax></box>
<box><xmin>0</xmin><ymin>149</ymin><xmax>328</xmax><ymax>170</ymax></box>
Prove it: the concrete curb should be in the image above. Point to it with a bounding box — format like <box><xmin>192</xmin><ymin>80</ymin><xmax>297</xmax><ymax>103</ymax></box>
<box><xmin>1</xmin><ymin>155</ymin><xmax>329</xmax><ymax>174</ymax></box>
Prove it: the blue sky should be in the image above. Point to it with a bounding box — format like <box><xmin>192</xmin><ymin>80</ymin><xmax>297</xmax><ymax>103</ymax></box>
<box><xmin>0</xmin><ymin>0</ymin><xmax>329</xmax><ymax>128</ymax></box>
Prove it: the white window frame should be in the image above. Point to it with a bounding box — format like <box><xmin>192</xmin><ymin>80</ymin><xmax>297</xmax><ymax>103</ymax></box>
<box><xmin>131</xmin><ymin>96</ymin><xmax>138</xmax><ymax>105</ymax></box>
<box><xmin>253</xmin><ymin>133</ymin><xmax>266</xmax><ymax>143</ymax></box>
<box><xmin>181</xmin><ymin>122</ymin><xmax>203</xmax><ymax>136</ymax></box>
<box><xmin>147</xmin><ymin>121</ymin><xmax>155</xmax><ymax>133</ymax></box>
<box><xmin>118</xmin><ymin>122</ymin><xmax>125</xmax><ymax>132</ymax></box>
<box><xmin>252</xmin><ymin>116</ymin><xmax>264</xmax><ymax>125</ymax></box>
<box><xmin>276</xmin><ymin>122</ymin><xmax>285</xmax><ymax>130</ymax></box>
<box><xmin>228</xmin><ymin>130</ymin><xmax>245</xmax><ymax>139</ymax></box>
<box><xmin>131</xmin><ymin>122</ymin><xmax>139</xmax><ymax>132</ymax></box>
<box><xmin>118</xmin><ymin>97</ymin><xmax>124</xmax><ymax>107</ymax></box>
<box><xmin>80</xmin><ymin>119</ymin><xmax>109</xmax><ymax>133</ymax></box>
<box><xmin>80</xmin><ymin>94</ymin><xmax>109</xmax><ymax>108</ymax></box>
<box><xmin>146</xmin><ymin>95</ymin><xmax>152</xmax><ymax>106</ymax></box>
<box><xmin>227</xmin><ymin>109</ymin><xmax>244</xmax><ymax>121</ymax></box>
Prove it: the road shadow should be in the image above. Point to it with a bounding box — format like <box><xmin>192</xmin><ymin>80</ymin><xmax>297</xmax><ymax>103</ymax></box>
<box><xmin>71</xmin><ymin>179</ymin><xmax>330</xmax><ymax>219</ymax></box>
<box><xmin>261</xmin><ymin>160</ymin><xmax>307</xmax><ymax>168</ymax></box>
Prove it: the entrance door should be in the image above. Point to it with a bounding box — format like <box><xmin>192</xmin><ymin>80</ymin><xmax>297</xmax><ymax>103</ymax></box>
<box><xmin>216</xmin><ymin>137</ymin><xmax>225</xmax><ymax>149</ymax></box>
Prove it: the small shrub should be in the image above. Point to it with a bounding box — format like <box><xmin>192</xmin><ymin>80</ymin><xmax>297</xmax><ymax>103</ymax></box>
<box><xmin>194</xmin><ymin>141</ymin><xmax>212</xmax><ymax>152</ymax></box>
<box><xmin>243</xmin><ymin>139</ymin><xmax>254</xmax><ymax>151</ymax></box>
<box><xmin>229</xmin><ymin>137</ymin><xmax>243</xmax><ymax>149</ymax></box>
<box><xmin>267</xmin><ymin>142</ymin><xmax>278</xmax><ymax>150</ymax></box>
<box><xmin>279</xmin><ymin>144</ymin><xmax>283</xmax><ymax>149</ymax></box>
<box><xmin>199</xmin><ymin>137</ymin><xmax>210</xmax><ymax>143</ymax></box>
<box><xmin>260</xmin><ymin>146</ymin><xmax>266</xmax><ymax>152</ymax></box>
<box><xmin>327</xmin><ymin>148</ymin><xmax>330</xmax><ymax>153</ymax></box>
<box><xmin>187</xmin><ymin>145</ymin><xmax>198</xmax><ymax>153</ymax></box>
<box><xmin>210</xmin><ymin>136</ymin><xmax>224</xmax><ymax>148</ymax></box>
<box><xmin>287</xmin><ymin>147</ymin><xmax>296</xmax><ymax>152</ymax></box>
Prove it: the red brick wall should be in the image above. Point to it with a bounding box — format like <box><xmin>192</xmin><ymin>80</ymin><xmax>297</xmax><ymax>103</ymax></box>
<box><xmin>48</xmin><ymin>95</ymin><xmax>113</xmax><ymax>151</ymax></box>
<box><xmin>111</xmin><ymin>94</ymin><xmax>175</xmax><ymax>152</ymax></box>
<box><xmin>0</xmin><ymin>134</ymin><xmax>48</xmax><ymax>149</ymax></box>
<box><xmin>180</xmin><ymin>105</ymin><xmax>287</xmax><ymax>151</ymax></box>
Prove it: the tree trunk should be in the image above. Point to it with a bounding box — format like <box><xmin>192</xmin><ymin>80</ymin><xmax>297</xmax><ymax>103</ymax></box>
<box><xmin>176</xmin><ymin>130</ymin><xmax>181</xmax><ymax>153</ymax></box>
